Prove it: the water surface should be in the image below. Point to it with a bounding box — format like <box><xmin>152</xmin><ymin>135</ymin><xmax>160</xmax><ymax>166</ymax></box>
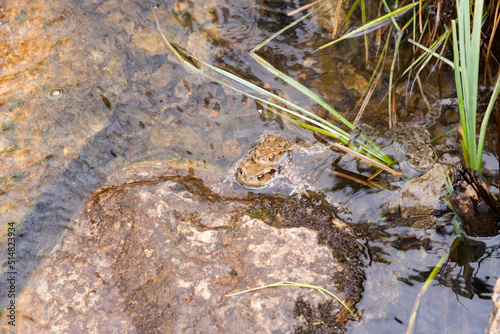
<box><xmin>0</xmin><ymin>0</ymin><xmax>498</xmax><ymax>332</ymax></box>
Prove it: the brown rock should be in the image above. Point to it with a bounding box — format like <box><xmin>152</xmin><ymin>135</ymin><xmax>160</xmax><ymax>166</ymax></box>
<box><xmin>0</xmin><ymin>162</ymin><xmax>364</xmax><ymax>333</ymax></box>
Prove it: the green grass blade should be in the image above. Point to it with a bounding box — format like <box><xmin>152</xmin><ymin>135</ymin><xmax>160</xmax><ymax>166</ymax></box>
<box><xmin>453</xmin><ymin>0</ymin><xmax>485</xmax><ymax>170</ymax></box>
<box><xmin>250</xmin><ymin>3</ymin><xmax>353</xmax><ymax>129</ymax></box>
<box><xmin>218</xmin><ymin>76</ymin><xmax>351</xmax><ymax>141</ymax></box>
<box><xmin>406</xmin><ymin>238</ymin><xmax>461</xmax><ymax>334</ymax></box>
<box><xmin>250</xmin><ymin>52</ymin><xmax>354</xmax><ymax>129</ymax></box>
<box><xmin>407</xmin><ymin>37</ymin><xmax>455</xmax><ymax>69</ymax></box>
<box><xmin>381</xmin><ymin>0</ymin><xmax>401</xmax><ymax>31</ymax></box>
<box><xmin>252</xmin><ymin>4</ymin><xmax>322</xmax><ymax>52</ymax></box>
<box><xmin>361</xmin><ymin>0</ymin><xmax>368</xmax><ymax>61</ymax></box>
<box><xmin>153</xmin><ymin>13</ymin><xmax>351</xmax><ymax>142</ymax></box>
<box><xmin>387</xmin><ymin>32</ymin><xmax>403</xmax><ymax>118</ymax></box>
<box><xmin>259</xmin><ymin>100</ymin><xmax>352</xmax><ymax>142</ymax></box>
<box><xmin>451</xmin><ymin>20</ymin><xmax>469</xmax><ymax>165</ymax></box>
<box><xmin>205</xmin><ymin>62</ymin><xmax>350</xmax><ymax>137</ymax></box>
<box><xmin>468</xmin><ymin>0</ymin><xmax>484</xmax><ymax>170</ymax></box>
<box><xmin>260</xmin><ymin>102</ymin><xmax>393</xmax><ymax>164</ymax></box>
<box><xmin>440</xmin><ymin>164</ymin><xmax>454</xmax><ymax>194</ymax></box>
<box><xmin>345</xmin><ymin>0</ymin><xmax>361</xmax><ymax>25</ymax></box>
<box><xmin>477</xmin><ymin>73</ymin><xmax>500</xmax><ymax>170</ymax></box>
<box><xmin>443</xmin><ymin>199</ymin><xmax>465</xmax><ymax>238</ymax></box>
<box><xmin>319</xmin><ymin>1</ymin><xmax>420</xmax><ymax>49</ymax></box>
<box><xmin>155</xmin><ymin>24</ymin><xmax>349</xmax><ymax>137</ymax></box>
<box><xmin>402</xmin><ymin>31</ymin><xmax>449</xmax><ymax>78</ymax></box>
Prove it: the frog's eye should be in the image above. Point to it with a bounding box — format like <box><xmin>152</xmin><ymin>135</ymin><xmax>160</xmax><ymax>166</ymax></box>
<box><xmin>257</xmin><ymin>174</ymin><xmax>265</xmax><ymax>180</ymax></box>
<box><xmin>268</xmin><ymin>154</ymin><xmax>275</xmax><ymax>161</ymax></box>
<box><xmin>406</xmin><ymin>154</ymin><xmax>417</xmax><ymax>163</ymax></box>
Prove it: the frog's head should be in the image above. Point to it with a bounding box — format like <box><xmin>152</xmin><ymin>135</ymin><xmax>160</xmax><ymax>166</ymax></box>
<box><xmin>252</xmin><ymin>149</ymin><xmax>290</xmax><ymax>166</ymax></box>
<box><xmin>236</xmin><ymin>160</ymin><xmax>277</xmax><ymax>188</ymax></box>
<box><xmin>405</xmin><ymin>144</ymin><xmax>437</xmax><ymax>170</ymax></box>
<box><xmin>251</xmin><ymin>135</ymin><xmax>293</xmax><ymax>166</ymax></box>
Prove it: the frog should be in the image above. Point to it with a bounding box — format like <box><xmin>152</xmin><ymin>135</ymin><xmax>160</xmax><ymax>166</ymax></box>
<box><xmin>249</xmin><ymin>134</ymin><xmax>294</xmax><ymax>166</ymax></box>
<box><xmin>387</xmin><ymin>163</ymin><xmax>455</xmax><ymax>228</ymax></box>
<box><xmin>227</xmin><ymin>133</ymin><xmax>330</xmax><ymax>197</ymax></box>
<box><xmin>235</xmin><ymin>157</ymin><xmax>278</xmax><ymax>188</ymax></box>
<box><xmin>351</xmin><ymin>99</ymin><xmax>457</xmax><ymax>172</ymax></box>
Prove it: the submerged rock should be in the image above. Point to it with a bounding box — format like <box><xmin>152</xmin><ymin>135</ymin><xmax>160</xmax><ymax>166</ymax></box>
<box><xmin>0</xmin><ymin>161</ymin><xmax>365</xmax><ymax>333</ymax></box>
<box><xmin>387</xmin><ymin>163</ymin><xmax>454</xmax><ymax>228</ymax></box>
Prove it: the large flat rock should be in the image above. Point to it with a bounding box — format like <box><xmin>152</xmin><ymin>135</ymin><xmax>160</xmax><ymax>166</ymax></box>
<box><xmin>0</xmin><ymin>163</ymin><xmax>364</xmax><ymax>333</ymax></box>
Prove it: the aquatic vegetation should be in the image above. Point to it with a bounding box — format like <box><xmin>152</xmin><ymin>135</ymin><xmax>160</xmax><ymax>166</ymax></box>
<box><xmin>452</xmin><ymin>0</ymin><xmax>500</xmax><ymax>172</ymax></box>
<box><xmin>317</xmin><ymin>0</ymin><xmax>429</xmax><ymax>127</ymax></box>
<box><xmin>329</xmin><ymin>0</ymin><xmax>500</xmax><ymax>173</ymax></box>
<box><xmin>152</xmin><ymin>4</ymin><xmax>398</xmax><ymax>177</ymax></box>
<box><xmin>317</xmin><ymin>0</ymin><xmax>496</xmax><ymax>175</ymax></box>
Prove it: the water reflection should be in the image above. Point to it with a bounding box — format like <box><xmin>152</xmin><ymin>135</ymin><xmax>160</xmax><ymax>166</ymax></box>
<box><xmin>0</xmin><ymin>105</ymin><xmax>146</xmax><ymax>308</ymax></box>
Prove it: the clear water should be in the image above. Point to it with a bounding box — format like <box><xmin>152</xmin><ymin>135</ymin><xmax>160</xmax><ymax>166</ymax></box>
<box><xmin>0</xmin><ymin>0</ymin><xmax>497</xmax><ymax>332</ymax></box>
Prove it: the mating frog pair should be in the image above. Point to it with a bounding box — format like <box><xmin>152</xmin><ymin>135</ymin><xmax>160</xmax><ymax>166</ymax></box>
<box><xmin>236</xmin><ymin>135</ymin><xmax>293</xmax><ymax>188</ymax></box>
<box><xmin>228</xmin><ymin>134</ymin><xmax>324</xmax><ymax>197</ymax></box>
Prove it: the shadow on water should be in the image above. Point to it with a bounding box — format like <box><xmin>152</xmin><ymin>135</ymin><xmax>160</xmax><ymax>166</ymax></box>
<box><xmin>0</xmin><ymin>103</ymin><xmax>145</xmax><ymax>309</ymax></box>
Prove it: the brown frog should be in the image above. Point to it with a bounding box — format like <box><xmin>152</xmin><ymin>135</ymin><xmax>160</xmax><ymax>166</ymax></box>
<box><xmin>250</xmin><ymin>134</ymin><xmax>294</xmax><ymax>166</ymax></box>
<box><xmin>228</xmin><ymin>134</ymin><xmax>327</xmax><ymax>197</ymax></box>
<box><xmin>235</xmin><ymin>158</ymin><xmax>278</xmax><ymax>188</ymax></box>
<box><xmin>387</xmin><ymin>163</ymin><xmax>454</xmax><ymax>228</ymax></box>
<box><xmin>352</xmin><ymin>99</ymin><xmax>457</xmax><ymax>171</ymax></box>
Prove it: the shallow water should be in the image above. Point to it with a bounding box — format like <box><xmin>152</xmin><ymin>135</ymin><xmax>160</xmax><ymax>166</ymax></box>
<box><xmin>0</xmin><ymin>0</ymin><xmax>498</xmax><ymax>332</ymax></box>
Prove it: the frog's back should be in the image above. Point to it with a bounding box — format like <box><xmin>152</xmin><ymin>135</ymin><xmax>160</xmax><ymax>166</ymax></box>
<box><xmin>410</xmin><ymin>98</ymin><xmax>457</xmax><ymax>128</ymax></box>
<box><xmin>388</xmin><ymin>125</ymin><xmax>432</xmax><ymax>149</ymax></box>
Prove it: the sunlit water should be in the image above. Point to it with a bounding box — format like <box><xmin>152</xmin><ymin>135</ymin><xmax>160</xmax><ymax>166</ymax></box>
<box><xmin>0</xmin><ymin>0</ymin><xmax>498</xmax><ymax>332</ymax></box>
